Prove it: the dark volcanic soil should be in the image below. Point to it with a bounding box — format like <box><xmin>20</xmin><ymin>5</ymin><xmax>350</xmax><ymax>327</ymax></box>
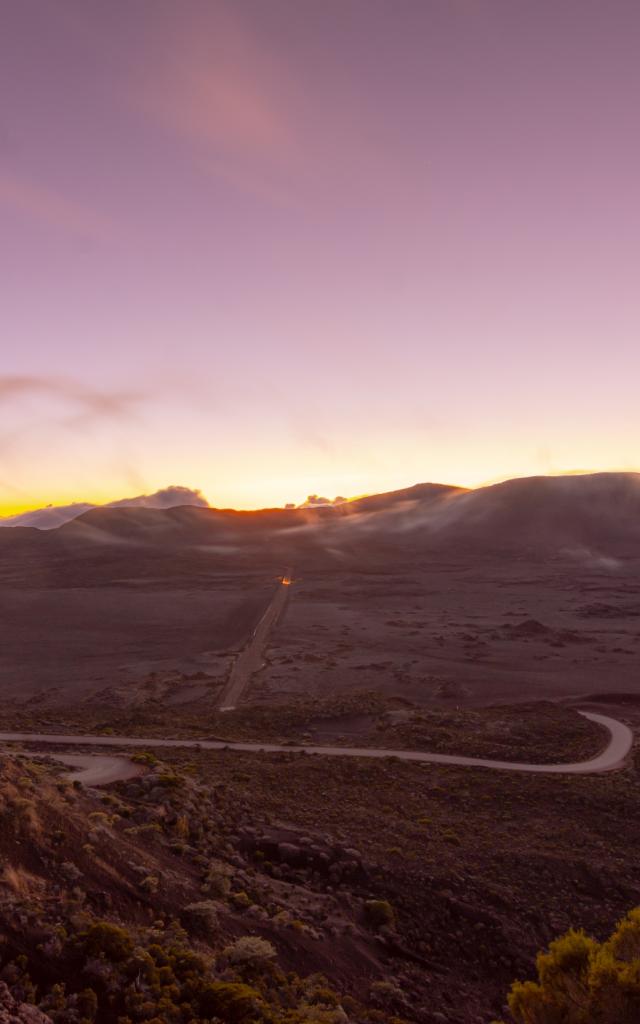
<box><xmin>256</xmin><ymin>560</ymin><xmax>640</xmax><ymax>708</ymax></box>
<box><xmin>1</xmin><ymin>551</ymin><xmax>639</xmax><ymax>709</ymax></box>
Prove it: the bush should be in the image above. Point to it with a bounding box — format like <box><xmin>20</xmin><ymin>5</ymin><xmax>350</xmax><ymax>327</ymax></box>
<box><xmin>198</xmin><ymin>981</ymin><xmax>267</xmax><ymax>1022</ymax></box>
<box><xmin>202</xmin><ymin>860</ymin><xmax>232</xmax><ymax>898</ymax></box>
<box><xmin>289</xmin><ymin>1007</ymin><xmax>348</xmax><ymax>1023</ymax></box>
<box><xmin>131</xmin><ymin>752</ymin><xmax>158</xmax><ymax>766</ymax></box>
<box><xmin>157</xmin><ymin>773</ymin><xmax>183</xmax><ymax>788</ymax></box>
<box><xmin>82</xmin><ymin>921</ymin><xmax>134</xmax><ymax>962</ymax></box>
<box><xmin>76</xmin><ymin>988</ymin><xmax>98</xmax><ymax>1020</ymax></box>
<box><xmin>231</xmin><ymin>890</ymin><xmax>252</xmax><ymax>909</ymax></box>
<box><xmin>182</xmin><ymin>900</ymin><xmax>218</xmax><ymax>938</ymax></box>
<box><xmin>499</xmin><ymin>907</ymin><xmax>640</xmax><ymax>1023</ymax></box>
<box><xmin>364</xmin><ymin>900</ymin><xmax>395</xmax><ymax>931</ymax></box>
<box><xmin>224</xmin><ymin>936</ymin><xmax>277</xmax><ymax>967</ymax></box>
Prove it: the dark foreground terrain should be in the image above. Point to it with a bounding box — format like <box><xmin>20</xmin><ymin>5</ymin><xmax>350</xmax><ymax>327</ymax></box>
<box><xmin>1</xmin><ymin>713</ymin><xmax>640</xmax><ymax>1023</ymax></box>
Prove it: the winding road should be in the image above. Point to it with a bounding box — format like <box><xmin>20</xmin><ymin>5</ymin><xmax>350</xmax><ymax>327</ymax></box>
<box><xmin>0</xmin><ymin>711</ymin><xmax>632</xmax><ymax>783</ymax></box>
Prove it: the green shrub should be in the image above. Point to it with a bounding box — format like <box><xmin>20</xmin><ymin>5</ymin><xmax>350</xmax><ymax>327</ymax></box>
<box><xmin>131</xmin><ymin>751</ymin><xmax>158</xmax><ymax>766</ymax></box>
<box><xmin>364</xmin><ymin>900</ymin><xmax>395</xmax><ymax>930</ymax></box>
<box><xmin>182</xmin><ymin>900</ymin><xmax>218</xmax><ymax>938</ymax></box>
<box><xmin>82</xmin><ymin>921</ymin><xmax>134</xmax><ymax>962</ymax></box>
<box><xmin>198</xmin><ymin>981</ymin><xmax>267</xmax><ymax>1022</ymax></box>
<box><xmin>224</xmin><ymin>936</ymin><xmax>277</xmax><ymax>967</ymax></box>
<box><xmin>157</xmin><ymin>773</ymin><xmax>183</xmax><ymax>788</ymax></box>
<box><xmin>231</xmin><ymin>890</ymin><xmax>252</xmax><ymax>909</ymax></box>
<box><xmin>76</xmin><ymin>988</ymin><xmax>98</xmax><ymax>1020</ymax></box>
<box><xmin>499</xmin><ymin>907</ymin><xmax>640</xmax><ymax>1023</ymax></box>
<box><xmin>202</xmin><ymin>860</ymin><xmax>232</xmax><ymax>898</ymax></box>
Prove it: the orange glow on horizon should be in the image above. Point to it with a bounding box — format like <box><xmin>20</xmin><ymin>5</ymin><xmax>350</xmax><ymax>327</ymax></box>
<box><xmin>2</xmin><ymin>466</ymin><xmax>640</xmax><ymax>523</ymax></box>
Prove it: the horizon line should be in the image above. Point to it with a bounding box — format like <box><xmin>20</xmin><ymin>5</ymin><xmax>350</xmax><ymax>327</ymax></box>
<box><xmin>2</xmin><ymin>466</ymin><xmax>640</xmax><ymax>521</ymax></box>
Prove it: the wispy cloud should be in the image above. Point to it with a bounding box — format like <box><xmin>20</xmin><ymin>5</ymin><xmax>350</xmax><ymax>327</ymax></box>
<box><xmin>0</xmin><ymin>376</ymin><xmax>149</xmax><ymax>508</ymax></box>
<box><xmin>0</xmin><ymin>376</ymin><xmax>141</xmax><ymax>422</ymax></box>
<box><xmin>0</xmin><ymin>171</ymin><xmax>113</xmax><ymax>240</ymax></box>
<box><xmin>0</xmin><ymin>375</ymin><xmax>144</xmax><ymax>475</ymax></box>
<box><xmin>131</xmin><ymin>4</ymin><xmax>425</xmax><ymax>216</ymax></box>
<box><xmin>136</xmin><ymin>5</ymin><xmax>293</xmax><ymax>165</ymax></box>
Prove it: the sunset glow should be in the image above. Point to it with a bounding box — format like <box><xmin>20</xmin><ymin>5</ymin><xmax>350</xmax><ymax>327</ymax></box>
<box><xmin>2</xmin><ymin>1</ymin><xmax>640</xmax><ymax>514</ymax></box>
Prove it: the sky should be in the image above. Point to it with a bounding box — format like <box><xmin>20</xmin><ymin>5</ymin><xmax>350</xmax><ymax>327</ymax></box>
<box><xmin>1</xmin><ymin>0</ymin><xmax>639</xmax><ymax>514</ymax></box>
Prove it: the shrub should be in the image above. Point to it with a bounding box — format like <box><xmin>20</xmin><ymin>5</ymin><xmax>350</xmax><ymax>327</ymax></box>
<box><xmin>76</xmin><ymin>988</ymin><xmax>99</xmax><ymax>1020</ymax></box>
<box><xmin>157</xmin><ymin>773</ymin><xmax>183</xmax><ymax>788</ymax></box>
<box><xmin>131</xmin><ymin>752</ymin><xmax>158</xmax><ymax>766</ymax></box>
<box><xmin>82</xmin><ymin>921</ymin><xmax>134</xmax><ymax>962</ymax></box>
<box><xmin>198</xmin><ymin>981</ymin><xmax>267</xmax><ymax>1022</ymax></box>
<box><xmin>182</xmin><ymin>901</ymin><xmax>218</xmax><ymax>937</ymax></box>
<box><xmin>174</xmin><ymin>815</ymin><xmax>189</xmax><ymax>840</ymax></box>
<box><xmin>224</xmin><ymin>936</ymin><xmax>277</xmax><ymax>967</ymax></box>
<box><xmin>231</xmin><ymin>890</ymin><xmax>252</xmax><ymax>909</ymax></box>
<box><xmin>202</xmin><ymin>860</ymin><xmax>232</xmax><ymax>898</ymax></box>
<box><xmin>290</xmin><ymin>1007</ymin><xmax>348</xmax><ymax>1023</ymax></box>
<box><xmin>498</xmin><ymin>907</ymin><xmax>640</xmax><ymax>1023</ymax></box>
<box><xmin>364</xmin><ymin>900</ymin><xmax>395</xmax><ymax>930</ymax></box>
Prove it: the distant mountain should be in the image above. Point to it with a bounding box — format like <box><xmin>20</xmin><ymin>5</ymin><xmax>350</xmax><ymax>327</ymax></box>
<box><xmin>0</xmin><ymin>486</ymin><xmax>209</xmax><ymax>529</ymax></box>
<box><xmin>411</xmin><ymin>473</ymin><xmax>640</xmax><ymax>556</ymax></box>
<box><xmin>1</xmin><ymin>475</ymin><xmax>639</xmax><ymax>578</ymax></box>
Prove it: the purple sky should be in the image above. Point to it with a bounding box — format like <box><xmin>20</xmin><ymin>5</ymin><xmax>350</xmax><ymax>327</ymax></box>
<box><xmin>2</xmin><ymin>0</ymin><xmax>639</xmax><ymax>512</ymax></box>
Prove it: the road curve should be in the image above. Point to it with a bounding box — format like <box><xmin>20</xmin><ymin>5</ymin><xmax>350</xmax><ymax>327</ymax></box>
<box><xmin>0</xmin><ymin>711</ymin><xmax>632</xmax><ymax>775</ymax></box>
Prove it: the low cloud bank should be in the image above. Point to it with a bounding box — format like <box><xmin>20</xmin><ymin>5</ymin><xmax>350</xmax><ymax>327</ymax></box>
<box><xmin>108</xmin><ymin>486</ymin><xmax>209</xmax><ymax>511</ymax></box>
<box><xmin>0</xmin><ymin>486</ymin><xmax>209</xmax><ymax>530</ymax></box>
<box><xmin>296</xmin><ymin>494</ymin><xmax>347</xmax><ymax>508</ymax></box>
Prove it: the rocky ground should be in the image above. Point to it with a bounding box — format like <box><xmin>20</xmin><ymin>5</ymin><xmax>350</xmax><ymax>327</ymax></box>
<box><xmin>1</xmin><ymin>710</ymin><xmax>639</xmax><ymax>1023</ymax></box>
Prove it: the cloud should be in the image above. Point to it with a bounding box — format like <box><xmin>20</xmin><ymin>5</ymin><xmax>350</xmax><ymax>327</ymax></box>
<box><xmin>108</xmin><ymin>485</ymin><xmax>209</xmax><ymax>510</ymax></box>
<box><xmin>0</xmin><ymin>376</ymin><xmax>146</xmax><ymax>496</ymax></box>
<box><xmin>130</xmin><ymin>2</ymin><xmax>418</xmax><ymax>213</ymax></box>
<box><xmin>0</xmin><ymin>171</ymin><xmax>113</xmax><ymax>240</ymax></box>
<box><xmin>0</xmin><ymin>375</ymin><xmax>142</xmax><ymax>425</ymax></box>
<box><xmin>297</xmin><ymin>494</ymin><xmax>347</xmax><ymax>508</ymax></box>
<box><xmin>0</xmin><ymin>486</ymin><xmax>210</xmax><ymax>530</ymax></box>
<box><xmin>136</xmin><ymin>5</ymin><xmax>292</xmax><ymax>165</ymax></box>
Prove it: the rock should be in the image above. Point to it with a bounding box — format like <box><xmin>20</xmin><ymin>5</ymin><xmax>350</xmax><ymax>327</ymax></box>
<box><xmin>0</xmin><ymin>982</ymin><xmax>53</xmax><ymax>1024</ymax></box>
<box><xmin>344</xmin><ymin>847</ymin><xmax>363</xmax><ymax>861</ymax></box>
<box><xmin>277</xmin><ymin>842</ymin><xmax>304</xmax><ymax>865</ymax></box>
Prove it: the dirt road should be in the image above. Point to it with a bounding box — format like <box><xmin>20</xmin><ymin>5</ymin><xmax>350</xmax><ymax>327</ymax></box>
<box><xmin>218</xmin><ymin>573</ymin><xmax>291</xmax><ymax>711</ymax></box>
<box><xmin>0</xmin><ymin>711</ymin><xmax>632</xmax><ymax>775</ymax></box>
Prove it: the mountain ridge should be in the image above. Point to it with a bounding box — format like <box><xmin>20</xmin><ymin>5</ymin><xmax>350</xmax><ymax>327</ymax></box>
<box><xmin>1</xmin><ymin>473</ymin><xmax>639</xmax><ymax>563</ymax></box>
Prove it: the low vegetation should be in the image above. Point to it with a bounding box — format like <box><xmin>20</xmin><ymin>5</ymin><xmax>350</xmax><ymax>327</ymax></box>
<box><xmin>498</xmin><ymin>907</ymin><xmax>640</xmax><ymax>1023</ymax></box>
<box><xmin>1</xmin><ymin>706</ymin><xmax>639</xmax><ymax>1023</ymax></box>
<box><xmin>0</xmin><ymin>692</ymin><xmax>605</xmax><ymax>764</ymax></box>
